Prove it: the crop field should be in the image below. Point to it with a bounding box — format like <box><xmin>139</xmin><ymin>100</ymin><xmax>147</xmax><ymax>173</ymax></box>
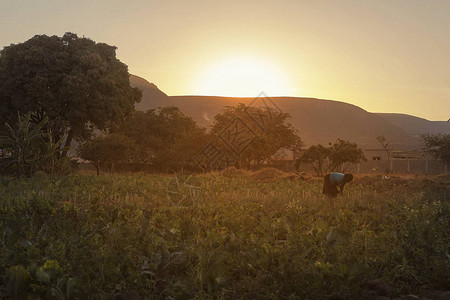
<box><xmin>0</xmin><ymin>169</ymin><xmax>449</xmax><ymax>299</ymax></box>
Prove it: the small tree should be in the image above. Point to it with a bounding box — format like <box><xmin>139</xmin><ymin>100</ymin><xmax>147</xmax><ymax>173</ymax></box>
<box><xmin>376</xmin><ymin>135</ymin><xmax>392</xmax><ymax>174</ymax></box>
<box><xmin>0</xmin><ymin>112</ymin><xmax>69</xmax><ymax>177</ymax></box>
<box><xmin>422</xmin><ymin>133</ymin><xmax>450</xmax><ymax>166</ymax></box>
<box><xmin>158</xmin><ymin>127</ymin><xmax>210</xmax><ymax>172</ymax></box>
<box><xmin>296</xmin><ymin>139</ymin><xmax>366</xmax><ymax>176</ymax></box>
<box><xmin>0</xmin><ymin>113</ymin><xmax>47</xmax><ymax>177</ymax></box>
<box><xmin>328</xmin><ymin>139</ymin><xmax>367</xmax><ymax>172</ymax></box>
<box><xmin>78</xmin><ymin>134</ymin><xmax>135</xmax><ymax>176</ymax></box>
<box><xmin>297</xmin><ymin>145</ymin><xmax>330</xmax><ymax>176</ymax></box>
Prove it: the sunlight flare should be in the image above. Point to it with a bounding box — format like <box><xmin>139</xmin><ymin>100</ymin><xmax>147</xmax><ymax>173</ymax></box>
<box><xmin>194</xmin><ymin>56</ymin><xmax>294</xmax><ymax>97</ymax></box>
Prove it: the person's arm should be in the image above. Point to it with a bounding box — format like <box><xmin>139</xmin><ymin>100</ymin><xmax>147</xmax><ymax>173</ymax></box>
<box><xmin>339</xmin><ymin>183</ymin><xmax>345</xmax><ymax>194</ymax></box>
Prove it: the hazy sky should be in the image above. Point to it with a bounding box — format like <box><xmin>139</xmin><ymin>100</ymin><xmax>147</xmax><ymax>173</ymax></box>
<box><xmin>1</xmin><ymin>0</ymin><xmax>449</xmax><ymax>120</ymax></box>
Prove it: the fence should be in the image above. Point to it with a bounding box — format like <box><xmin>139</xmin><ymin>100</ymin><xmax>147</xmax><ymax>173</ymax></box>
<box><xmin>273</xmin><ymin>159</ymin><xmax>448</xmax><ymax>175</ymax></box>
<box><xmin>76</xmin><ymin>159</ymin><xmax>448</xmax><ymax>176</ymax></box>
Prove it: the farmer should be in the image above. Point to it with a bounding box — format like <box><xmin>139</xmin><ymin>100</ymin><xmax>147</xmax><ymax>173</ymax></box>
<box><xmin>322</xmin><ymin>172</ymin><xmax>353</xmax><ymax>198</ymax></box>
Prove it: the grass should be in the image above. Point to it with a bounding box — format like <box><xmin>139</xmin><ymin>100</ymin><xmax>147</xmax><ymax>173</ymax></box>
<box><xmin>0</xmin><ymin>172</ymin><xmax>449</xmax><ymax>299</ymax></box>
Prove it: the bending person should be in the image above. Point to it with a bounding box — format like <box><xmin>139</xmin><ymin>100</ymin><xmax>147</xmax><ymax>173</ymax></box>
<box><xmin>323</xmin><ymin>172</ymin><xmax>353</xmax><ymax>197</ymax></box>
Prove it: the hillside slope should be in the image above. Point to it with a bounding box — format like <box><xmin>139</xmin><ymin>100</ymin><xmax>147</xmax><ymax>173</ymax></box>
<box><xmin>130</xmin><ymin>75</ymin><xmax>171</xmax><ymax>110</ymax></box>
<box><xmin>170</xmin><ymin>96</ymin><xmax>419</xmax><ymax>149</ymax></box>
<box><xmin>130</xmin><ymin>75</ymin><xmax>427</xmax><ymax>149</ymax></box>
<box><xmin>376</xmin><ymin>113</ymin><xmax>450</xmax><ymax>136</ymax></box>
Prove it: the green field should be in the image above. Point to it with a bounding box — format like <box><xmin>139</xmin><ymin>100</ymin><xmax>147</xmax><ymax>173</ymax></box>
<box><xmin>0</xmin><ymin>170</ymin><xmax>449</xmax><ymax>299</ymax></box>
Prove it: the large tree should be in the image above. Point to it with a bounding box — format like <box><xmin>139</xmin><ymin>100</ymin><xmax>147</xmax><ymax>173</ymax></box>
<box><xmin>0</xmin><ymin>32</ymin><xmax>141</xmax><ymax>156</ymax></box>
<box><xmin>117</xmin><ymin>107</ymin><xmax>209</xmax><ymax>171</ymax></box>
<box><xmin>211</xmin><ymin>104</ymin><xmax>303</xmax><ymax>168</ymax></box>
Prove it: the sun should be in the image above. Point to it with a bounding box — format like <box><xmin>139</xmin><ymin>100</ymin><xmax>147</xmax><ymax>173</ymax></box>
<box><xmin>193</xmin><ymin>56</ymin><xmax>293</xmax><ymax>97</ymax></box>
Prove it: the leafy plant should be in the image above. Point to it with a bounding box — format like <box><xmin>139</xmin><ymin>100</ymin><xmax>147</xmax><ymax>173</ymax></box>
<box><xmin>0</xmin><ymin>112</ymin><xmax>69</xmax><ymax>177</ymax></box>
<box><xmin>7</xmin><ymin>266</ymin><xmax>31</xmax><ymax>299</ymax></box>
<box><xmin>0</xmin><ymin>112</ymin><xmax>48</xmax><ymax>177</ymax></box>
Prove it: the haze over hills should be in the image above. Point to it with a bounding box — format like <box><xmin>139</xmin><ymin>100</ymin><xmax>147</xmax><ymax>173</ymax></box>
<box><xmin>376</xmin><ymin>113</ymin><xmax>450</xmax><ymax>136</ymax></box>
<box><xmin>129</xmin><ymin>75</ymin><xmax>449</xmax><ymax>150</ymax></box>
<box><xmin>168</xmin><ymin>96</ymin><xmax>420</xmax><ymax>150</ymax></box>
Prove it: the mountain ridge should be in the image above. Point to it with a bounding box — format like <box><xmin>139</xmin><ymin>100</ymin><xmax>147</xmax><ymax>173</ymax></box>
<box><xmin>375</xmin><ymin>113</ymin><xmax>450</xmax><ymax>136</ymax></box>
<box><xmin>130</xmin><ymin>74</ymin><xmax>171</xmax><ymax>110</ymax></box>
<box><xmin>129</xmin><ymin>75</ymin><xmax>448</xmax><ymax>150</ymax></box>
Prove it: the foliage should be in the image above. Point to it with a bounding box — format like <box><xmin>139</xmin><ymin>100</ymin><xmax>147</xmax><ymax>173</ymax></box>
<box><xmin>0</xmin><ymin>112</ymin><xmax>69</xmax><ymax>177</ymax></box>
<box><xmin>296</xmin><ymin>144</ymin><xmax>330</xmax><ymax>176</ymax></box>
<box><xmin>77</xmin><ymin>134</ymin><xmax>136</xmax><ymax>175</ymax></box>
<box><xmin>0</xmin><ymin>173</ymin><xmax>448</xmax><ymax>299</ymax></box>
<box><xmin>211</xmin><ymin>104</ymin><xmax>303</xmax><ymax>168</ymax></box>
<box><xmin>297</xmin><ymin>139</ymin><xmax>366</xmax><ymax>176</ymax></box>
<box><xmin>328</xmin><ymin>139</ymin><xmax>367</xmax><ymax>172</ymax></box>
<box><xmin>117</xmin><ymin>107</ymin><xmax>209</xmax><ymax>171</ymax></box>
<box><xmin>422</xmin><ymin>133</ymin><xmax>450</xmax><ymax>165</ymax></box>
<box><xmin>0</xmin><ymin>32</ymin><xmax>142</xmax><ymax>156</ymax></box>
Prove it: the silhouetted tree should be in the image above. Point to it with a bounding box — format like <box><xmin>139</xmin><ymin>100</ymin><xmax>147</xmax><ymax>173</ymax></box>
<box><xmin>328</xmin><ymin>139</ymin><xmax>366</xmax><ymax>172</ymax></box>
<box><xmin>118</xmin><ymin>107</ymin><xmax>208</xmax><ymax>171</ymax></box>
<box><xmin>422</xmin><ymin>133</ymin><xmax>450</xmax><ymax>165</ymax></box>
<box><xmin>211</xmin><ymin>104</ymin><xmax>303</xmax><ymax>168</ymax></box>
<box><xmin>296</xmin><ymin>144</ymin><xmax>330</xmax><ymax>176</ymax></box>
<box><xmin>296</xmin><ymin>139</ymin><xmax>366</xmax><ymax>176</ymax></box>
<box><xmin>0</xmin><ymin>33</ymin><xmax>141</xmax><ymax>157</ymax></box>
<box><xmin>376</xmin><ymin>135</ymin><xmax>392</xmax><ymax>174</ymax></box>
<box><xmin>78</xmin><ymin>134</ymin><xmax>135</xmax><ymax>175</ymax></box>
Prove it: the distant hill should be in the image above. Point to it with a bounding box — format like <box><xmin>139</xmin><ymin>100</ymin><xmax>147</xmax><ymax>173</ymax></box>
<box><xmin>130</xmin><ymin>75</ymin><xmax>171</xmax><ymax>110</ymax></box>
<box><xmin>168</xmin><ymin>96</ymin><xmax>419</xmax><ymax>149</ymax></box>
<box><xmin>129</xmin><ymin>75</ymin><xmax>439</xmax><ymax>150</ymax></box>
<box><xmin>376</xmin><ymin>113</ymin><xmax>450</xmax><ymax>136</ymax></box>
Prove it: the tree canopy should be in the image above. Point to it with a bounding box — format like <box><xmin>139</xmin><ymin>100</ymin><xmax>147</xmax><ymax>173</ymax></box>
<box><xmin>328</xmin><ymin>139</ymin><xmax>366</xmax><ymax>171</ymax></box>
<box><xmin>210</xmin><ymin>104</ymin><xmax>303</xmax><ymax>169</ymax></box>
<box><xmin>422</xmin><ymin>133</ymin><xmax>450</xmax><ymax>165</ymax></box>
<box><xmin>77</xmin><ymin>133</ymin><xmax>135</xmax><ymax>176</ymax></box>
<box><xmin>118</xmin><ymin>107</ymin><xmax>208</xmax><ymax>171</ymax></box>
<box><xmin>0</xmin><ymin>32</ymin><xmax>141</xmax><ymax>155</ymax></box>
<box><xmin>296</xmin><ymin>139</ymin><xmax>366</xmax><ymax>176</ymax></box>
<box><xmin>78</xmin><ymin>107</ymin><xmax>209</xmax><ymax>174</ymax></box>
<box><xmin>295</xmin><ymin>144</ymin><xmax>330</xmax><ymax>176</ymax></box>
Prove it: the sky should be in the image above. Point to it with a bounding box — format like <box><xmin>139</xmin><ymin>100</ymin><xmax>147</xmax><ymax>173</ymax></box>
<box><xmin>1</xmin><ymin>0</ymin><xmax>449</xmax><ymax>121</ymax></box>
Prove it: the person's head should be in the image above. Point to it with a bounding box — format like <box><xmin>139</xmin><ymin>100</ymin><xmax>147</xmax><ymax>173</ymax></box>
<box><xmin>343</xmin><ymin>173</ymin><xmax>353</xmax><ymax>183</ymax></box>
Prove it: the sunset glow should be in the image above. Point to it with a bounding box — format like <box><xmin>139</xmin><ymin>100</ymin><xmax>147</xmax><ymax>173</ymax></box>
<box><xmin>193</xmin><ymin>56</ymin><xmax>294</xmax><ymax>97</ymax></box>
<box><xmin>1</xmin><ymin>1</ymin><xmax>449</xmax><ymax>120</ymax></box>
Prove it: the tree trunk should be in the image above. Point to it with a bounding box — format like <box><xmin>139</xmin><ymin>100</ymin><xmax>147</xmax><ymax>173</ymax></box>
<box><xmin>343</xmin><ymin>163</ymin><xmax>350</xmax><ymax>172</ymax></box>
<box><xmin>93</xmin><ymin>161</ymin><xmax>100</xmax><ymax>176</ymax></box>
<box><xmin>61</xmin><ymin>129</ymin><xmax>74</xmax><ymax>158</ymax></box>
